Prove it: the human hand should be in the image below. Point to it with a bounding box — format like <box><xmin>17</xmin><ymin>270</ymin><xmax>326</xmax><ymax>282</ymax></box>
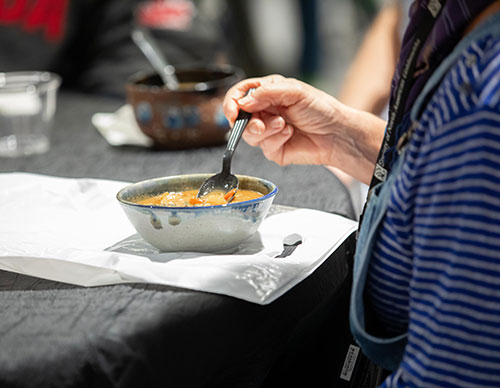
<box><xmin>222</xmin><ymin>75</ymin><xmax>345</xmax><ymax>167</ymax></box>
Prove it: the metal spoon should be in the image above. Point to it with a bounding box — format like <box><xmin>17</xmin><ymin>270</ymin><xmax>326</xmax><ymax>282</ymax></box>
<box><xmin>197</xmin><ymin>88</ymin><xmax>256</xmax><ymax>200</ymax></box>
<box><xmin>131</xmin><ymin>27</ymin><xmax>179</xmax><ymax>90</ymax></box>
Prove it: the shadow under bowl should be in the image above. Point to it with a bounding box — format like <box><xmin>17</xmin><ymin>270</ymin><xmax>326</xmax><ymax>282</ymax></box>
<box><xmin>116</xmin><ymin>173</ymin><xmax>278</xmax><ymax>252</ymax></box>
<box><xmin>125</xmin><ymin>64</ymin><xmax>244</xmax><ymax>150</ymax></box>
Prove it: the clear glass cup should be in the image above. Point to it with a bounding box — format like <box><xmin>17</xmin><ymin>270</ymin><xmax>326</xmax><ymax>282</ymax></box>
<box><xmin>0</xmin><ymin>71</ymin><xmax>61</xmax><ymax>158</ymax></box>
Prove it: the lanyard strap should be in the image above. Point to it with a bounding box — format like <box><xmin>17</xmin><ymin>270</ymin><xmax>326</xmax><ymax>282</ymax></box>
<box><xmin>369</xmin><ymin>0</ymin><xmax>446</xmax><ymax>190</ymax></box>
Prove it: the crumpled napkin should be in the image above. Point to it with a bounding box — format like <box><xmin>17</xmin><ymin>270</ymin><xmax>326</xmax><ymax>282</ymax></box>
<box><xmin>0</xmin><ymin>173</ymin><xmax>358</xmax><ymax>304</ymax></box>
<box><xmin>91</xmin><ymin>104</ymin><xmax>154</xmax><ymax>147</ymax></box>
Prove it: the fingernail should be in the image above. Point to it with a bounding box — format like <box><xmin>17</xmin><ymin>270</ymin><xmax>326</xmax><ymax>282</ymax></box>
<box><xmin>238</xmin><ymin>95</ymin><xmax>253</xmax><ymax>105</ymax></box>
<box><xmin>248</xmin><ymin>125</ymin><xmax>261</xmax><ymax>135</ymax></box>
<box><xmin>270</xmin><ymin>117</ymin><xmax>284</xmax><ymax>130</ymax></box>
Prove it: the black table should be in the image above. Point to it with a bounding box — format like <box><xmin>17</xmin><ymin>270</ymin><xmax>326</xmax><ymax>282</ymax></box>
<box><xmin>0</xmin><ymin>92</ymin><xmax>359</xmax><ymax>387</ymax></box>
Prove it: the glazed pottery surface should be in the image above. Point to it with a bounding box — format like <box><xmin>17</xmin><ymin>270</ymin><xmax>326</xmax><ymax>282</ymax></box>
<box><xmin>126</xmin><ymin>65</ymin><xmax>244</xmax><ymax>149</ymax></box>
<box><xmin>116</xmin><ymin>174</ymin><xmax>278</xmax><ymax>252</ymax></box>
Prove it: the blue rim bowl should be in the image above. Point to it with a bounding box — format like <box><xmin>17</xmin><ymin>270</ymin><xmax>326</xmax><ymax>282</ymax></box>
<box><xmin>116</xmin><ymin>173</ymin><xmax>278</xmax><ymax>252</ymax></box>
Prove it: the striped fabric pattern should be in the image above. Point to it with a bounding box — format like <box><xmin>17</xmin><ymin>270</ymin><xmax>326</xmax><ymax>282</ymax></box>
<box><xmin>366</xmin><ymin>33</ymin><xmax>500</xmax><ymax>387</ymax></box>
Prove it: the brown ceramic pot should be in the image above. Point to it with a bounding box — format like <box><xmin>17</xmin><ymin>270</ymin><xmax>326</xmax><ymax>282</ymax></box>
<box><xmin>126</xmin><ymin>64</ymin><xmax>244</xmax><ymax>149</ymax></box>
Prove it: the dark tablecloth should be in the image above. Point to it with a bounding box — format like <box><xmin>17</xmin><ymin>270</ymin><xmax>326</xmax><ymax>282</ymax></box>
<box><xmin>0</xmin><ymin>92</ymin><xmax>358</xmax><ymax>387</ymax></box>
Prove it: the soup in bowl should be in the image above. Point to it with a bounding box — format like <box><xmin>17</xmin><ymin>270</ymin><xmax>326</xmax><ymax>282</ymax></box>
<box><xmin>116</xmin><ymin>174</ymin><xmax>278</xmax><ymax>252</ymax></box>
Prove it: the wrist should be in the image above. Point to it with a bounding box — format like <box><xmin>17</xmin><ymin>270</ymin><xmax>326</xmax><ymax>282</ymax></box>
<box><xmin>324</xmin><ymin>104</ymin><xmax>386</xmax><ymax>184</ymax></box>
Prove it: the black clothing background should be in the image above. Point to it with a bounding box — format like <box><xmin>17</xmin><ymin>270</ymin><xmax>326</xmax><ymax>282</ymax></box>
<box><xmin>0</xmin><ymin>0</ymin><xmax>225</xmax><ymax>98</ymax></box>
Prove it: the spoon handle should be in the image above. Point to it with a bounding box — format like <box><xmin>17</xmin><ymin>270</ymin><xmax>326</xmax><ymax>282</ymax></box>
<box><xmin>226</xmin><ymin>110</ymin><xmax>251</xmax><ymax>152</ymax></box>
<box><xmin>221</xmin><ymin>88</ymin><xmax>256</xmax><ymax>174</ymax></box>
<box><xmin>131</xmin><ymin>27</ymin><xmax>179</xmax><ymax>90</ymax></box>
<box><xmin>221</xmin><ymin>112</ymin><xmax>249</xmax><ymax>173</ymax></box>
<box><xmin>225</xmin><ymin>88</ymin><xmax>256</xmax><ymax>153</ymax></box>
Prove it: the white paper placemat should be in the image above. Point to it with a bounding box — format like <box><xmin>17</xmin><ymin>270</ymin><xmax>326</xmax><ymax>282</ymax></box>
<box><xmin>0</xmin><ymin>173</ymin><xmax>357</xmax><ymax>304</ymax></box>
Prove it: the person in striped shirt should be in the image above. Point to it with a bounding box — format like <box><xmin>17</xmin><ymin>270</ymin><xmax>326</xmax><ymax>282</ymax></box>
<box><xmin>223</xmin><ymin>1</ymin><xmax>500</xmax><ymax>386</ymax></box>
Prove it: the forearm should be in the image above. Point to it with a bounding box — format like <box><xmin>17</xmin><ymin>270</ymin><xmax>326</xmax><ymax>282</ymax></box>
<box><xmin>227</xmin><ymin>76</ymin><xmax>386</xmax><ymax>183</ymax></box>
<box><xmin>325</xmin><ymin>103</ymin><xmax>386</xmax><ymax>184</ymax></box>
<box><xmin>338</xmin><ymin>4</ymin><xmax>402</xmax><ymax>115</ymax></box>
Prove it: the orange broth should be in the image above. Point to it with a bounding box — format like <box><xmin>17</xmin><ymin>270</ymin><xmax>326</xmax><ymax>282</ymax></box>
<box><xmin>136</xmin><ymin>188</ymin><xmax>263</xmax><ymax>207</ymax></box>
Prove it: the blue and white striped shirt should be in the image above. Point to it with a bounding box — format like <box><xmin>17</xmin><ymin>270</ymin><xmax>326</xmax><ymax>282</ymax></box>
<box><xmin>366</xmin><ymin>30</ymin><xmax>500</xmax><ymax>387</ymax></box>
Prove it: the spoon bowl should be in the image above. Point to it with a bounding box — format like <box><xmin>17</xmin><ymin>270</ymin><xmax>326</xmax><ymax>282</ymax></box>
<box><xmin>196</xmin><ymin>170</ymin><xmax>238</xmax><ymax>199</ymax></box>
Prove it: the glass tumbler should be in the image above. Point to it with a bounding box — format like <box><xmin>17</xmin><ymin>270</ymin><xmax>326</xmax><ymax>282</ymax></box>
<box><xmin>0</xmin><ymin>71</ymin><xmax>61</xmax><ymax>157</ymax></box>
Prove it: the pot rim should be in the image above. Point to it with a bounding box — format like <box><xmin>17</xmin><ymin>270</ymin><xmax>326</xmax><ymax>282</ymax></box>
<box><xmin>126</xmin><ymin>64</ymin><xmax>245</xmax><ymax>93</ymax></box>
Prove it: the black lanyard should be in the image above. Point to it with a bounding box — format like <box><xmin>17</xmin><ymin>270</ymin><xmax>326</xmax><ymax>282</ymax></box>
<box><xmin>356</xmin><ymin>0</ymin><xmax>446</xmax><ymax>234</ymax></box>
<box><xmin>368</xmin><ymin>0</ymin><xmax>446</xmax><ymax>191</ymax></box>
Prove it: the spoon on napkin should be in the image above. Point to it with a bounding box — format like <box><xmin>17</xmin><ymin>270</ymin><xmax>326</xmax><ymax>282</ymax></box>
<box><xmin>131</xmin><ymin>27</ymin><xmax>179</xmax><ymax>91</ymax></box>
<box><xmin>197</xmin><ymin>88</ymin><xmax>256</xmax><ymax>201</ymax></box>
<box><xmin>275</xmin><ymin>234</ymin><xmax>303</xmax><ymax>258</ymax></box>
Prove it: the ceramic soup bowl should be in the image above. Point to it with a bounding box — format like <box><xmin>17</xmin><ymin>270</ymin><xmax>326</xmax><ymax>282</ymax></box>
<box><xmin>116</xmin><ymin>173</ymin><xmax>278</xmax><ymax>252</ymax></box>
<box><xmin>125</xmin><ymin>64</ymin><xmax>244</xmax><ymax>149</ymax></box>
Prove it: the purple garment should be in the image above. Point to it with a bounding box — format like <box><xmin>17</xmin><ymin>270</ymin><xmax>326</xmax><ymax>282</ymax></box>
<box><xmin>392</xmin><ymin>0</ymin><xmax>492</xmax><ymax>115</ymax></box>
